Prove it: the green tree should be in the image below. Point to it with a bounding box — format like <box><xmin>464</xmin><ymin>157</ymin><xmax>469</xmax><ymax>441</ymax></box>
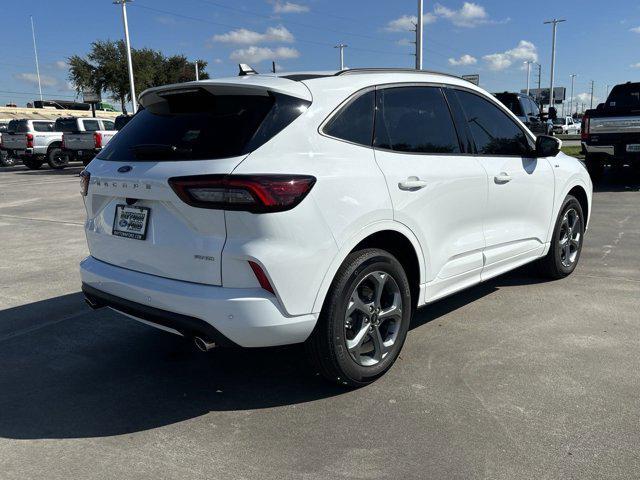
<box><xmin>68</xmin><ymin>40</ymin><xmax>209</xmax><ymax>114</ymax></box>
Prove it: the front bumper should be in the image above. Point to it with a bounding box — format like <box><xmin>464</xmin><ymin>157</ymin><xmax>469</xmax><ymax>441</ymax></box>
<box><xmin>80</xmin><ymin>256</ymin><xmax>318</xmax><ymax>348</ymax></box>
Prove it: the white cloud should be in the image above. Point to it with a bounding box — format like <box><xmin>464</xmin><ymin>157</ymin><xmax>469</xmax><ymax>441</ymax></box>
<box><xmin>483</xmin><ymin>40</ymin><xmax>537</xmax><ymax>70</ymax></box>
<box><xmin>448</xmin><ymin>54</ymin><xmax>477</xmax><ymax>66</ymax></box>
<box><xmin>575</xmin><ymin>92</ymin><xmax>598</xmax><ymax>105</ymax></box>
<box><xmin>630</xmin><ymin>26</ymin><xmax>640</xmax><ymax>33</ymax></box>
<box><xmin>273</xmin><ymin>1</ymin><xmax>309</xmax><ymax>13</ymax></box>
<box><xmin>214</xmin><ymin>58</ymin><xmax>223</xmax><ymax>64</ymax></box>
<box><xmin>53</xmin><ymin>60</ymin><xmax>68</xmax><ymax>70</ymax></box>
<box><xmin>14</xmin><ymin>72</ymin><xmax>58</xmax><ymax>87</ymax></box>
<box><xmin>631</xmin><ymin>62</ymin><xmax>640</xmax><ymax>68</ymax></box>
<box><xmin>229</xmin><ymin>46</ymin><xmax>300</xmax><ymax>64</ymax></box>
<box><xmin>385</xmin><ymin>13</ymin><xmax>436</xmax><ymax>32</ymax></box>
<box><xmin>433</xmin><ymin>2</ymin><xmax>488</xmax><ymax>27</ymax></box>
<box><xmin>213</xmin><ymin>26</ymin><xmax>294</xmax><ymax>45</ymax></box>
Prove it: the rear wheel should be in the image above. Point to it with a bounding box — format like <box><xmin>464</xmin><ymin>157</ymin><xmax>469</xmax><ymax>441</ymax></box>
<box><xmin>536</xmin><ymin>195</ymin><xmax>585</xmax><ymax>279</ymax></box>
<box><xmin>47</xmin><ymin>147</ymin><xmax>69</xmax><ymax>170</ymax></box>
<box><xmin>0</xmin><ymin>151</ymin><xmax>16</xmax><ymax>167</ymax></box>
<box><xmin>22</xmin><ymin>158</ymin><xmax>43</xmax><ymax>170</ymax></box>
<box><xmin>585</xmin><ymin>153</ymin><xmax>604</xmax><ymax>181</ymax></box>
<box><xmin>306</xmin><ymin>248</ymin><xmax>412</xmax><ymax>387</ymax></box>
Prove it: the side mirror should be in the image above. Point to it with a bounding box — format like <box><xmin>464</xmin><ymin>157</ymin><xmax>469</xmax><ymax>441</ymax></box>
<box><xmin>535</xmin><ymin>135</ymin><xmax>562</xmax><ymax>157</ymax></box>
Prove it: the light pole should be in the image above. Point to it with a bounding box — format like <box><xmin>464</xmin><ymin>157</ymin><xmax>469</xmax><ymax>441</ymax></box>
<box><xmin>29</xmin><ymin>15</ymin><xmax>43</xmax><ymax>102</ymax></box>
<box><xmin>416</xmin><ymin>0</ymin><xmax>424</xmax><ymax>70</ymax></box>
<box><xmin>569</xmin><ymin>74</ymin><xmax>576</xmax><ymax>117</ymax></box>
<box><xmin>524</xmin><ymin>61</ymin><xmax>532</xmax><ymax>96</ymax></box>
<box><xmin>195</xmin><ymin>60</ymin><xmax>199</xmax><ymax>81</ymax></box>
<box><xmin>544</xmin><ymin>18</ymin><xmax>565</xmax><ymax>112</ymax></box>
<box><xmin>114</xmin><ymin>0</ymin><xmax>137</xmax><ymax>113</ymax></box>
<box><xmin>590</xmin><ymin>80</ymin><xmax>595</xmax><ymax>109</ymax></box>
<box><xmin>334</xmin><ymin>43</ymin><xmax>347</xmax><ymax>70</ymax></box>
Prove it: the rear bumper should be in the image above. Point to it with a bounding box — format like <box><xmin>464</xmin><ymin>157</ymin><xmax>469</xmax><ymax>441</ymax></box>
<box><xmin>80</xmin><ymin>256</ymin><xmax>318</xmax><ymax>348</ymax></box>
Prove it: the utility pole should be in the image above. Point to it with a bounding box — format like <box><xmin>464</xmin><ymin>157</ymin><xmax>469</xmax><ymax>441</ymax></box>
<box><xmin>524</xmin><ymin>61</ymin><xmax>532</xmax><ymax>96</ymax></box>
<box><xmin>29</xmin><ymin>15</ymin><xmax>43</xmax><ymax>102</ymax></box>
<box><xmin>544</xmin><ymin>18</ymin><xmax>566</xmax><ymax>111</ymax></box>
<box><xmin>334</xmin><ymin>43</ymin><xmax>347</xmax><ymax>70</ymax></box>
<box><xmin>590</xmin><ymin>80</ymin><xmax>595</xmax><ymax>109</ymax></box>
<box><xmin>416</xmin><ymin>0</ymin><xmax>424</xmax><ymax>70</ymax></box>
<box><xmin>569</xmin><ymin>74</ymin><xmax>576</xmax><ymax>117</ymax></box>
<box><xmin>272</xmin><ymin>61</ymin><xmax>276</xmax><ymax>73</ymax></box>
<box><xmin>114</xmin><ymin>0</ymin><xmax>137</xmax><ymax>113</ymax></box>
<box><xmin>195</xmin><ymin>60</ymin><xmax>199</xmax><ymax>81</ymax></box>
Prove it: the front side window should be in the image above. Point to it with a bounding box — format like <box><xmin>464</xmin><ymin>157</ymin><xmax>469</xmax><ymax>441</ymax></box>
<box><xmin>454</xmin><ymin>90</ymin><xmax>532</xmax><ymax>156</ymax></box>
<box><xmin>374</xmin><ymin>86</ymin><xmax>461</xmax><ymax>154</ymax></box>
<box><xmin>323</xmin><ymin>90</ymin><xmax>374</xmax><ymax>146</ymax></box>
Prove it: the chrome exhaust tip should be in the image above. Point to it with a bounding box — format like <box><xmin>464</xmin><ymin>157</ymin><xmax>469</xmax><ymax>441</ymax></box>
<box><xmin>194</xmin><ymin>336</ymin><xmax>217</xmax><ymax>352</ymax></box>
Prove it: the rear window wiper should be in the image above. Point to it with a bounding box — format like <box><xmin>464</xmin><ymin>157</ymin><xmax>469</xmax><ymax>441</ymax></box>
<box><xmin>130</xmin><ymin>144</ymin><xmax>193</xmax><ymax>159</ymax></box>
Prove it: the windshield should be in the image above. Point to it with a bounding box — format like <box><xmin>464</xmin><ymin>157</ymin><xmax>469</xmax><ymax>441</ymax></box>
<box><xmin>97</xmin><ymin>89</ymin><xmax>310</xmax><ymax>161</ymax></box>
<box><xmin>607</xmin><ymin>83</ymin><xmax>640</xmax><ymax>109</ymax></box>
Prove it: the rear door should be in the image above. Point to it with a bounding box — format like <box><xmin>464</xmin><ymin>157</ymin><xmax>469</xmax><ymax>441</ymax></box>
<box><xmin>84</xmin><ymin>83</ymin><xmax>311</xmax><ymax>286</ymax></box>
<box><xmin>447</xmin><ymin>88</ymin><xmax>555</xmax><ymax>280</ymax></box>
<box><xmin>372</xmin><ymin>85</ymin><xmax>487</xmax><ymax>301</ymax></box>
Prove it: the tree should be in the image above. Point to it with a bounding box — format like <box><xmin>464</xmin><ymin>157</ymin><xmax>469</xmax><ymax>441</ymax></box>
<box><xmin>68</xmin><ymin>40</ymin><xmax>209</xmax><ymax>113</ymax></box>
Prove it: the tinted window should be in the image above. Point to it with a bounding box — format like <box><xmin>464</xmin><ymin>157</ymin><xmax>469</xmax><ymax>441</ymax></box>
<box><xmin>83</xmin><ymin>120</ymin><xmax>100</xmax><ymax>132</ymax></box>
<box><xmin>55</xmin><ymin>118</ymin><xmax>78</xmax><ymax>132</ymax></box>
<box><xmin>103</xmin><ymin>120</ymin><xmax>115</xmax><ymax>130</ymax></box>
<box><xmin>98</xmin><ymin>89</ymin><xmax>310</xmax><ymax>161</ymax></box>
<box><xmin>114</xmin><ymin>115</ymin><xmax>132</xmax><ymax>130</ymax></box>
<box><xmin>527</xmin><ymin>98</ymin><xmax>540</xmax><ymax>117</ymax></box>
<box><xmin>324</xmin><ymin>90</ymin><xmax>374</xmax><ymax>146</ymax></box>
<box><xmin>374</xmin><ymin>86</ymin><xmax>460</xmax><ymax>154</ymax></box>
<box><xmin>454</xmin><ymin>90</ymin><xmax>532</xmax><ymax>156</ymax></box>
<box><xmin>33</xmin><ymin>122</ymin><xmax>54</xmax><ymax>132</ymax></box>
<box><xmin>607</xmin><ymin>83</ymin><xmax>640</xmax><ymax>109</ymax></box>
<box><xmin>0</xmin><ymin>123</ymin><xmax>8</xmax><ymax>133</ymax></box>
<box><xmin>494</xmin><ymin>93</ymin><xmax>524</xmax><ymax>116</ymax></box>
<box><xmin>8</xmin><ymin>120</ymin><xmax>28</xmax><ymax>133</ymax></box>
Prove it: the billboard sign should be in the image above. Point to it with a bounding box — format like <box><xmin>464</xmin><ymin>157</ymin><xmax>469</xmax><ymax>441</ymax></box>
<box><xmin>524</xmin><ymin>87</ymin><xmax>566</xmax><ymax>104</ymax></box>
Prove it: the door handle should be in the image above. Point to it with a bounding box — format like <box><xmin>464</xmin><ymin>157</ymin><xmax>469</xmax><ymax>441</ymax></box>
<box><xmin>398</xmin><ymin>177</ymin><xmax>428</xmax><ymax>191</ymax></box>
<box><xmin>494</xmin><ymin>172</ymin><xmax>512</xmax><ymax>184</ymax></box>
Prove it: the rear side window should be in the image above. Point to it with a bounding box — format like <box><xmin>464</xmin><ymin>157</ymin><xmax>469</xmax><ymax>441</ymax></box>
<box><xmin>55</xmin><ymin>118</ymin><xmax>78</xmax><ymax>132</ymax></box>
<box><xmin>374</xmin><ymin>86</ymin><xmax>461</xmax><ymax>154</ymax></box>
<box><xmin>98</xmin><ymin>89</ymin><xmax>310</xmax><ymax>161</ymax></box>
<box><xmin>454</xmin><ymin>90</ymin><xmax>532</xmax><ymax>156</ymax></box>
<box><xmin>32</xmin><ymin>122</ymin><xmax>54</xmax><ymax>132</ymax></box>
<box><xmin>83</xmin><ymin>120</ymin><xmax>100</xmax><ymax>131</ymax></box>
<box><xmin>323</xmin><ymin>90</ymin><xmax>375</xmax><ymax>146</ymax></box>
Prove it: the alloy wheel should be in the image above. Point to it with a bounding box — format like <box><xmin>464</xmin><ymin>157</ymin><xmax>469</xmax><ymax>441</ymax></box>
<box><xmin>558</xmin><ymin>208</ymin><xmax>581</xmax><ymax>268</ymax></box>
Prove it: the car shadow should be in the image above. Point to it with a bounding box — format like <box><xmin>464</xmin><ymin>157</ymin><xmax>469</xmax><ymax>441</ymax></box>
<box><xmin>592</xmin><ymin>166</ymin><xmax>640</xmax><ymax>192</ymax></box>
<box><xmin>0</xmin><ymin>268</ymin><xmax>543</xmax><ymax>440</ymax></box>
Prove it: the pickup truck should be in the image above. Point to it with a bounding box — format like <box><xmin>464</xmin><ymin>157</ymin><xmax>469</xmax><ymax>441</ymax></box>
<box><xmin>0</xmin><ymin>119</ymin><xmax>17</xmax><ymax>167</ymax></box>
<box><xmin>582</xmin><ymin>81</ymin><xmax>640</xmax><ymax>179</ymax></box>
<box><xmin>494</xmin><ymin>92</ymin><xmax>550</xmax><ymax>135</ymax></box>
<box><xmin>552</xmin><ymin>116</ymin><xmax>581</xmax><ymax>135</ymax></box>
<box><xmin>59</xmin><ymin>117</ymin><xmax>116</xmax><ymax>167</ymax></box>
<box><xmin>0</xmin><ymin>119</ymin><xmax>62</xmax><ymax>170</ymax></box>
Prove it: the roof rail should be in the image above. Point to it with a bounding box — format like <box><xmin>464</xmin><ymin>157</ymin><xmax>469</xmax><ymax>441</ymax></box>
<box><xmin>335</xmin><ymin>68</ymin><xmax>470</xmax><ymax>83</ymax></box>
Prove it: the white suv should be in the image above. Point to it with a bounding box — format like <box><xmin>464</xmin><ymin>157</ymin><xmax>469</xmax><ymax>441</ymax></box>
<box><xmin>80</xmin><ymin>69</ymin><xmax>592</xmax><ymax>386</ymax></box>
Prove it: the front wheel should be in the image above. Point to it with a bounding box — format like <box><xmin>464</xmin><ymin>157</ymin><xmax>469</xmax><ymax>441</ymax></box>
<box><xmin>306</xmin><ymin>248</ymin><xmax>412</xmax><ymax>387</ymax></box>
<box><xmin>536</xmin><ymin>195</ymin><xmax>585</xmax><ymax>279</ymax></box>
<box><xmin>47</xmin><ymin>147</ymin><xmax>69</xmax><ymax>170</ymax></box>
<box><xmin>22</xmin><ymin>158</ymin><xmax>43</xmax><ymax>170</ymax></box>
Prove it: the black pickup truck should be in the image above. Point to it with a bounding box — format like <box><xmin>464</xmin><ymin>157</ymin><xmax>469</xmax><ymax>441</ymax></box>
<box><xmin>582</xmin><ymin>81</ymin><xmax>640</xmax><ymax>179</ymax></box>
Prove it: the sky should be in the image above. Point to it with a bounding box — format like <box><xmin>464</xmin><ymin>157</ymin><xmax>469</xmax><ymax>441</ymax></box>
<box><xmin>0</xmin><ymin>0</ymin><xmax>639</xmax><ymax>111</ymax></box>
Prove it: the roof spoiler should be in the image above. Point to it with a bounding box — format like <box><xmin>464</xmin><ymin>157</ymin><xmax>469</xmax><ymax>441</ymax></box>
<box><xmin>238</xmin><ymin>64</ymin><xmax>258</xmax><ymax>76</ymax></box>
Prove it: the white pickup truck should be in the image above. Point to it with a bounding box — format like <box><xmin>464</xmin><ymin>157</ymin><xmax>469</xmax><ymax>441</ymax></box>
<box><xmin>0</xmin><ymin>119</ymin><xmax>63</xmax><ymax>169</ymax></box>
<box><xmin>59</xmin><ymin>117</ymin><xmax>117</xmax><ymax>167</ymax></box>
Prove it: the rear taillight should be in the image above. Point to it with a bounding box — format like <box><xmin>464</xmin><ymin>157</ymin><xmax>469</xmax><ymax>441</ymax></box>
<box><xmin>61</xmin><ymin>134</ymin><xmax>65</xmax><ymax>149</ymax></box>
<box><xmin>26</xmin><ymin>133</ymin><xmax>33</xmax><ymax>148</ymax></box>
<box><xmin>94</xmin><ymin>132</ymin><xmax>102</xmax><ymax>149</ymax></box>
<box><xmin>80</xmin><ymin>170</ymin><xmax>90</xmax><ymax>196</ymax></box>
<box><xmin>581</xmin><ymin>114</ymin><xmax>590</xmax><ymax>141</ymax></box>
<box><xmin>168</xmin><ymin>174</ymin><xmax>316</xmax><ymax>213</ymax></box>
<box><xmin>248</xmin><ymin>261</ymin><xmax>275</xmax><ymax>294</ymax></box>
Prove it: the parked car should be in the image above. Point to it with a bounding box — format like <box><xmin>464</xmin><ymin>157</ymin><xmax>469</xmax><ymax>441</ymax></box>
<box><xmin>80</xmin><ymin>69</ymin><xmax>592</xmax><ymax>386</ymax></box>
<box><xmin>0</xmin><ymin>119</ymin><xmax>18</xmax><ymax>167</ymax></box>
<box><xmin>494</xmin><ymin>92</ymin><xmax>549</xmax><ymax>135</ymax></box>
<box><xmin>552</xmin><ymin>116</ymin><xmax>581</xmax><ymax>135</ymax></box>
<box><xmin>0</xmin><ymin>119</ymin><xmax>62</xmax><ymax>169</ymax></box>
<box><xmin>58</xmin><ymin>117</ymin><xmax>117</xmax><ymax>167</ymax></box>
<box><xmin>582</xmin><ymin>81</ymin><xmax>640</xmax><ymax>179</ymax></box>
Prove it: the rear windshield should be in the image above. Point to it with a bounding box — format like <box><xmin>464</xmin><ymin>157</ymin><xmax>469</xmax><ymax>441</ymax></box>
<box><xmin>494</xmin><ymin>93</ymin><xmax>524</xmax><ymax>116</ymax></box>
<box><xmin>55</xmin><ymin>118</ymin><xmax>78</xmax><ymax>132</ymax></box>
<box><xmin>607</xmin><ymin>83</ymin><xmax>640</xmax><ymax>109</ymax></box>
<box><xmin>7</xmin><ymin>120</ymin><xmax>28</xmax><ymax>133</ymax></box>
<box><xmin>97</xmin><ymin>88</ymin><xmax>310</xmax><ymax>161</ymax></box>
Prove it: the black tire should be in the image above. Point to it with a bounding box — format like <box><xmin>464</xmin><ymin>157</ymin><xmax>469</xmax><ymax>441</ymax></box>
<box><xmin>536</xmin><ymin>195</ymin><xmax>585</xmax><ymax>279</ymax></box>
<box><xmin>0</xmin><ymin>152</ymin><xmax>16</xmax><ymax>167</ymax></box>
<box><xmin>46</xmin><ymin>146</ymin><xmax>69</xmax><ymax>170</ymax></box>
<box><xmin>585</xmin><ymin>153</ymin><xmax>604</xmax><ymax>181</ymax></box>
<box><xmin>22</xmin><ymin>158</ymin><xmax>43</xmax><ymax>170</ymax></box>
<box><xmin>306</xmin><ymin>248</ymin><xmax>412</xmax><ymax>387</ymax></box>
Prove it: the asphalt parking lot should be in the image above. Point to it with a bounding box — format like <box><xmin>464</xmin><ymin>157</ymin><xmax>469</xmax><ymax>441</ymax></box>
<box><xmin>0</xmin><ymin>164</ymin><xmax>639</xmax><ymax>480</ymax></box>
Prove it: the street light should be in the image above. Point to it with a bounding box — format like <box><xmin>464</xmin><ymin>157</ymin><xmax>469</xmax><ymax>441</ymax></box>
<box><xmin>114</xmin><ymin>0</ymin><xmax>137</xmax><ymax>113</ymax></box>
<box><xmin>569</xmin><ymin>74</ymin><xmax>577</xmax><ymax>117</ymax></box>
<box><xmin>544</xmin><ymin>18</ymin><xmax>566</xmax><ymax>112</ymax></box>
<box><xmin>334</xmin><ymin>43</ymin><xmax>348</xmax><ymax>70</ymax></box>
<box><xmin>524</xmin><ymin>61</ymin><xmax>533</xmax><ymax>96</ymax></box>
